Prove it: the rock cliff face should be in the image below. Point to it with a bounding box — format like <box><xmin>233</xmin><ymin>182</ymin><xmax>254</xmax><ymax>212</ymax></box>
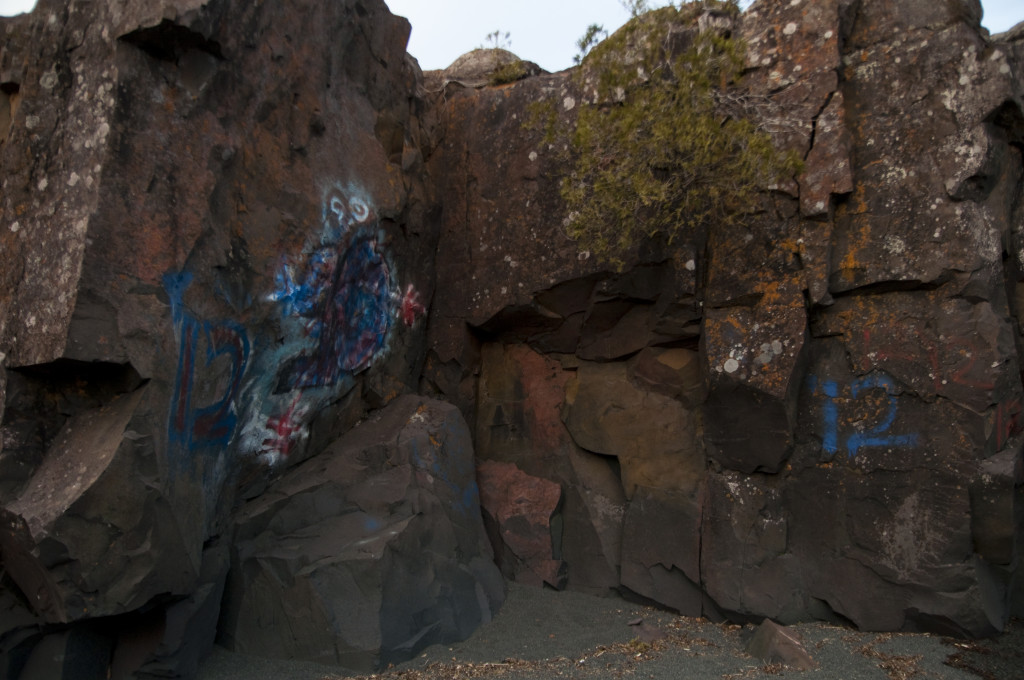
<box><xmin>0</xmin><ymin>0</ymin><xmax>498</xmax><ymax>676</ymax></box>
<box><xmin>0</xmin><ymin>0</ymin><xmax>1022</xmax><ymax>676</ymax></box>
<box><xmin>426</xmin><ymin>0</ymin><xmax>1024</xmax><ymax>638</ymax></box>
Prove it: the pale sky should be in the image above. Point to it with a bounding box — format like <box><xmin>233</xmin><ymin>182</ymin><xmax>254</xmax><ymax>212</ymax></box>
<box><xmin>0</xmin><ymin>0</ymin><xmax>1020</xmax><ymax>72</ymax></box>
<box><xmin>386</xmin><ymin>0</ymin><xmax>1024</xmax><ymax>71</ymax></box>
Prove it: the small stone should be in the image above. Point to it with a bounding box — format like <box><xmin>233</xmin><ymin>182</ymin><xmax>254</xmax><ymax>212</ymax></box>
<box><xmin>745</xmin><ymin>619</ymin><xmax>818</xmax><ymax>671</ymax></box>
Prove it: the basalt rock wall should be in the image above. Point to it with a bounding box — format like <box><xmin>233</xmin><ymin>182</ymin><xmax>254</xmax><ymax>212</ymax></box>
<box><xmin>0</xmin><ymin>0</ymin><xmax>1023</xmax><ymax>677</ymax></box>
<box><xmin>0</xmin><ymin>0</ymin><xmax>502</xmax><ymax>676</ymax></box>
<box><xmin>425</xmin><ymin>0</ymin><xmax>1024</xmax><ymax>637</ymax></box>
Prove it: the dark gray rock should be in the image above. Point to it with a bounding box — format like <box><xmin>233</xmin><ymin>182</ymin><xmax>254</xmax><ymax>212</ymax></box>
<box><xmin>219</xmin><ymin>395</ymin><xmax>503</xmax><ymax>672</ymax></box>
<box><xmin>426</xmin><ymin>0</ymin><xmax>1024</xmax><ymax>636</ymax></box>
<box><xmin>1</xmin><ymin>0</ymin><xmax>439</xmax><ymax>675</ymax></box>
<box><xmin>0</xmin><ymin>386</ymin><xmax>198</xmax><ymax>624</ymax></box>
<box><xmin>620</xmin><ymin>487</ymin><xmax>704</xmax><ymax>616</ymax></box>
<box><xmin>0</xmin><ymin>585</ymin><xmax>44</xmax><ymax>680</ymax></box>
<box><xmin>111</xmin><ymin>542</ymin><xmax>229</xmax><ymax>680</ymax></box>
<box><xmin>473</xmin><ymin>342</ymin><xmax>625</xmax><ymax>596</ymax></box>
<box><xmin>18</xmin><ymin>627</ymin><xmax>113</xmax><ymax>680</ymax></box>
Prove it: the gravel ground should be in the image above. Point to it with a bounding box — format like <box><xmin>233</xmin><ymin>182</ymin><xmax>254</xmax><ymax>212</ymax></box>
<box><xmin>198</xmin><ymin>583</ymin><xmax>1024</xmax><ymax>680</ymax></box>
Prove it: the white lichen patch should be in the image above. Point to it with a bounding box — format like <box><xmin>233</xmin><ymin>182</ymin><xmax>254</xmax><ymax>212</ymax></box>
<box><xmin>884</xmin><ymin>235</ymin><xmax>906</xmax><ymax>255</ymax></box>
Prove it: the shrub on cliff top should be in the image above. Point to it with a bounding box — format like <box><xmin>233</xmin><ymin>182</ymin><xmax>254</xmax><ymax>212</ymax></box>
<box><xmin>560</xmin><ymin>1</ymin><xmax>802</xmax><ymax>268</ymax></box>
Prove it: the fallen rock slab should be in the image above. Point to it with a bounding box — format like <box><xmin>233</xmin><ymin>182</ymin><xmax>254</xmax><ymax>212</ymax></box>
<box><xmin>477</xmin><ymin>459</ymin><xmax>565</xmax><ymax>588</ymax></box>
<box><xmin>219</xmin><ymin>395</ymin><xmax>504</xmax><ymax>672</ymax></box>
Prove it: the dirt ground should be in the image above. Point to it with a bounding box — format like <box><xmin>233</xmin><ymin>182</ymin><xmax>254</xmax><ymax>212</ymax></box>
<box><xmin>197</xmin><ymin>583</ymin><xmax>1024</xmax><ymax>680</ymax></box>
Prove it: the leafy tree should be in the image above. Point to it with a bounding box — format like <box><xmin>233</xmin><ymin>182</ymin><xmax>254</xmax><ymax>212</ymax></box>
<box><xmin>560</xmin><ymin>1</ymin><xmax>802</xmax><ymax>268</ymax></box>
<box><xmin>574</xmin><ymin>24</ymin><xmax>608</xmax><ymax>65</ymax></box>
<box><xmin>620</xmin><ymin>0</ymin><xmax>653</xmax><ymax>18</ymax></box>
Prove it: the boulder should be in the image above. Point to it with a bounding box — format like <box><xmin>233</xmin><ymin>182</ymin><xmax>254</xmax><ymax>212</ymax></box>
<box><xmin>474</xmin><ymin>342</ymin><xmax>625</xmax><ymax>595</ymax></box>
<box><xmin>218</xmin><ymin>395</ymin><xmax>504</xmax><ymax>672</ymax></box>
<box><xmin>745</xmin><ymin>619</ymin><xmax>818</xmax><ymax>671</ymax></box>
<box><xmin>424</xmin><ymin>48</ymin><xmax>544</xmax><ymax>91</ymax></box>
<box><xmin>0</xmin><ymin>385</ymin><xmax>197</xmax><ymax>624</ymax></box>
<box><xmin>563</xmin><ymin>360</ymin><xmax>704</xmax><ymax>499</ymax></box>
<box><xmin>477</xmin><ymin>459</ymin><xmax>565</xmax><ymax>588</ymax></box>
<box><xmin>620</xmin><ymin>486</ymin><xmax>704</xmax><ymax>615</ymax></box>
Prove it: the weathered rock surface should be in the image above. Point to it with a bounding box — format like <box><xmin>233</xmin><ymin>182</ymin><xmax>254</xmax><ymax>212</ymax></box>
<box><xmin>478</xmin><ymin>459</ymin><xmax>565</xmax><ymax>588</ymax></box>
<box><xmin>219</xmin><ymin>395</ymin><xmax>503</xmax><ymax>671</ymax></box>
<box><xmin>1</xmin><ymin>0</ymin><xmax>1023</xmax><ymax>675</ymax></box>
<box><xmin>423</xmin><ymin>48</ymin><xmax>545</xmax><ymax>91</ymax></box>
<box><xmin>425</xmin><ymin>0</ymin><xmax>1024</xmax><ymax>637</ymax></box>
<box><xmin>745</xmin><ymin>619</ymin><xmax>818</xmax><ymax>671</ymax></box>
<box><xmin>474</xmin><ymin>342</ymin><xmax>627</xmax><ymax>596</ymax></box>
<box><xmin>1</xmin><ymin>0</ymin><xmax>438</xmax><ymax>675</ymax></box>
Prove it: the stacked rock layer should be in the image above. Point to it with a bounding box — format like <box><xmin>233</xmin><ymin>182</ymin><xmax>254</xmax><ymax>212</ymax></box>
<box><xmin>0</xmin><ymin>0</ymin><xmax>1021</xmax><ymax>677</ymax></box>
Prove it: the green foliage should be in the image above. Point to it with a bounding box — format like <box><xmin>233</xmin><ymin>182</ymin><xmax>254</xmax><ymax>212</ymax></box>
<box><xmin>574</xmin><ymin>24</ymin><xmax>608</xmax><ymax>65</ymax></box>
<box><xmin>489</xmin><ymin>59</ymin><xmax>529</xmax><ymax>86</ymax></box>
<box><xmin>561</xmin><ymin>0</ymin><xmax>803</xmax><ymax>268</ymax></box>
<box><xmin>620</xmin><ymin>0</ymin><xmax>654</xmax><ymax>18</ymax></box>
<box><xmin>526</xmin><ymin>99</ymin><xmax>559</xmax><ymax>146</ymax></box>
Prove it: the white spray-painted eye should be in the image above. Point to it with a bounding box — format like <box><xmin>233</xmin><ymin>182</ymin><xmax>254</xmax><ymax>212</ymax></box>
<box><xmin>329</xmin><ymin>195</ymin><xmax>346</xmax><ymax>222</ymax></box>
<box><xmin>349</xmin><ymin>196</ymin><xmax>370</xmax><ymax>222</ymax></box>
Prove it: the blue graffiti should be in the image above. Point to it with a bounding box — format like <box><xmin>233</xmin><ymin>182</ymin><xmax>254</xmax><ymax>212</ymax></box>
<box><xmin>408</xmin><ymin>427</ymin><xmax>477</xmax><ymax>516</ymax></box>
<box><xmin>164</xmin><ymin>272</ymin><xmax>251</xmax><ymax>453</ymax></box>
<box><xmin>237</xmin><ymin>183</ymin><xmax>408</xmax><ymax>463</ymax></box>
<box><xmin>267</xmin><ymin>250</ymin><xmax>335</xmax><ymax>318</ymax></box>
<box><xmin>816</xmin><ymin>377</ymin><xmax>840</xmax><ymax>455</ymax></box>
<box><xmin>808</xmin><ymin>373</ymin><xmax>919</xmax><ymax>459</ymax></box>
<box><xmin>274</xmin><ymin>234</ymin><xmax>393</xmax><ymax>392</ymax></box>
<box><xmin>167</xmin><ymin>183</ymin><xmax>426</xmax><ymax>467</ymax></box>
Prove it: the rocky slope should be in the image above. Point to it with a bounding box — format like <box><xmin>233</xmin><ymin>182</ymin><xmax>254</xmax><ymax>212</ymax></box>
<box><xmin>0</xmin><ymin>0</ymin><xmax>1021</xmax><ymax>677</ymax></box>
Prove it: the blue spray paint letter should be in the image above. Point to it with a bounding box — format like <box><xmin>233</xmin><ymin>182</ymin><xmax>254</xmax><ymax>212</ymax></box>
<box><xmin>809</xmin><ymin>373</ymin><xmax>919</xmax><ymax>459</ymax></box>
<box><xmin>165</xmin><ymin>271</ymin><xmax>251</xmax><ymax>451</ymax></box>
<box><xmin>845</xmin><ymin>374</ymin><xmax>918</xmax><ymax>457</ymax></box>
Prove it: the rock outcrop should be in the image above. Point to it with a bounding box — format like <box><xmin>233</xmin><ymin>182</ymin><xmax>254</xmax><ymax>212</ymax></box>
<box><xmin>425</xmin><ymin>0</ymin><xmax>1024</xmax><ymax>637</ymax></box>
<box><xmin>219</xmin><ymin>395</ymin><xmax>502</xmax><ymax>671</ymax></box>
<box><xmin>0</xmin><ymin>0</ymin><xmax>1022</xmax><ymax>677</ymax></box>
<box><xmin>0</xmin><ymin>0</ymin><xmax>474</xmax><ymax>675</ymax></box>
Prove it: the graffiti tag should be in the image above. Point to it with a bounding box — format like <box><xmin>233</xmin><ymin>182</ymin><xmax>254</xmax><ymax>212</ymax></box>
<box><xmin>166</xmin><ymin>184</ymin><xmax>428</xmax><ymax>467</ymax></box>
<box><xmin>164</xmin><ymin>271</ymin><xmax>251</xmax><ymax>452</ymax></box>
<box><xmin>808</xmin><ymin>373</ymin><xmax>919</xmax><ymax>459</ymax></box>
